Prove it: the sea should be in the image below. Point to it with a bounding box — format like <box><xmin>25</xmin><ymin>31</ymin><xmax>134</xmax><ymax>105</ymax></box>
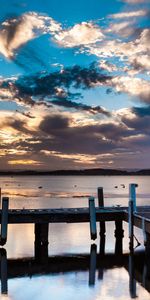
<box><xmin>0</xmin><ymin>175</ymin><xmax>150</xmax><ymax>300</ymax></box>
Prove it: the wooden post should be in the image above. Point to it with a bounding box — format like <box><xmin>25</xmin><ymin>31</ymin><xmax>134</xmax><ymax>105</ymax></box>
<box><xmin>0</xmin><ymin>197</ymin><xmax>9</xmax><ymax>246</ymax></box>
<box><xmin>89</xmin><ymin>197</ymin><xmax>97</xmax><ymax>240</ymax></box>
<box><xmin>129</xmin><ymin>183</ymin><xmax>138</xmax><ymax>213</ymax></box>
<box><xmin>34</xmin><ymin>223</ymin><xmax>49</xmax><ymax>263</ymax></box>
<box><xmin>97</xmin><ymin>187</ymin><xmax>106</xmax><ymax>237</ymax></box>
<box><xmin>89</xmin><ymin>244</ymin><xmax>97</xmax><ymax>286</ymax></box>
<box><xmin>129</xmin><ymin>197</ymin><xmax>134</xmax><ymax>251</ymax></box>
<box><xmin>0</xmin><ymin>249</ymin><xmax>7</xmax><ymax>294</ymax></box>
<box><xmin>114</xmin><ymin>220</ymin><xmax>124</xmax><ymax>255</ymax></box>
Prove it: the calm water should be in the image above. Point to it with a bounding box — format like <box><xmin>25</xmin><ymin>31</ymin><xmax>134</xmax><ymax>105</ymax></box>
<box><xmin>0</xmin><ymin>175</ymin><xmax>150</xmax><ymax>300</ymax></box>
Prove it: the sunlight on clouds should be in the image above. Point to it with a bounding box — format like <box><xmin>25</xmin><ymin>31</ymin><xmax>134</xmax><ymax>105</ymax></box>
<box><xmin>41</xmin><ymin>150</ymin><xmax>115</xmax><ymax>165</ymax></box>
<box><xmin>0</xmin><ymin>148</ymin><xmax>28</xmax><ymax>157</ymax></box>
<box><xmin>8</xmin><ymin>159</ymin><xmax>42</xmax><ymax>166</ymax></box>
<box><xmin>109</xmin><ymin>10</ymin><xmax>148</xmax><ymax>19</ymax></box>
<box><xmin>41</xmin><ymin>150</ymin><xmax>97</xmax><ymax>164</ymax></box>
<box><xmin>111</xmin><ymin>76</ymin><xmax>150</xmax><ymax>103</ymax></box>
<box><xmin>54</xmin><ymin>22</ymin><xmax>104</xmax><ymax>47</ymax></box>
<box><xmin>0</xmin><ymin>12</ymin><xmax>61</xmax><ymax>59</ymax></box>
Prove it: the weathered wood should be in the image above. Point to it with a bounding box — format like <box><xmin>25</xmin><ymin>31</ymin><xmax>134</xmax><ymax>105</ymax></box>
<box><xmin>0</xmin><ymin>207</ymin><xmax>125</xmax><ymax>224</ymax></box>
<box><xmin>89</xmin><ymin>197</ymin><xmax>97</xmax><ymax>240</ymax></box>
<box><xmin>129</xmin><ymin>200</ymin><xmax>134</xmax><ymax>251</ymax></box>
<box><xmin>98</xmin><ymin>187</ymin><xmax>104</xmax><ymax>207</ymax></box>
<box><xmin>124</xmin><ymin>210</ymin><xmax>150</xmax><ymax>235</ymax></box>
<box><xmin>129</xmin><ymin>183</ymin><xmax>138</xmax><ymax>212</ymax></box>
<box><xmin>0</xmin><ymin>197</ymin><xmax>9</xmax><ymax>246</ymax></box>
<box><xmin>98</xmin><ymin>187</ymin><xmax>106</xmax><ymax>237</ymax></box>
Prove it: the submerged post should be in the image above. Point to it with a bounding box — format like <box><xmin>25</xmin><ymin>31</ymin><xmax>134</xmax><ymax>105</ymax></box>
<box><xmin>89</xmin><ymin>197</ymin><xmax>97</xmax><ymax>240</ymax></box>
<box><xmin>97</xmin><ymin>187</ymin><xmax>106</xmax><ymax>237</ymax></box>
<box><xmin>0</xmin><ymin>197</ymin><xmax>9</xmax><ymax>246</ymax></box>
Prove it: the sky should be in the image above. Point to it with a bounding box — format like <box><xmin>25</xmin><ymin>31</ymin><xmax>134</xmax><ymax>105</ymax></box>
<box><xmin>0</xmin><ymin>0</ymin><xmax>150</xmax><ymax>170</ymax></box>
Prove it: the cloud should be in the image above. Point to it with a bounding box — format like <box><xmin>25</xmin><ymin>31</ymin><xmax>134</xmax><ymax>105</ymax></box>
<box><xmin>86</xmin><ymin>26</ymin><xmax>150</xmax><ymax>81</ymax></box>
<box><xmin>53</xmin><ymin>22</ymin><xmax>104</xmax><ymax>48</ymax></box>
<box><xmin>99</xmin><ymin>60</ymin><xmax>118</xmax><ymax>72</ymax></box>
<box><xmin>0</xmin><ymin>64</ymin><xmax>112</xmax><ymax>116</ymax></box>
<box><xmin>117</xmin><ymin>106</ymin><xmax>150</xmax><ymax>138</ymax></box>
<box><xmin>122</xmin><ymin>0</ymin><xmax>146</xmax><ymax>3</ymax></box>
<box><xmin>0</xmin><ymin>12</ymin><xmax>61</xmax><ymax>59</ymax></box>
<box><xmin>51</xmin><ymin>98</ymin><xmax>111</xmax><ymax>116</ymax></box>
<box><xmin>0</xmin><ymin>105</ymin><xmax>149</xmax><ymax>169</ymax></box>
<box><xmin>109</xmin><ymin>76</ymin><xmax>150</xmax><ymax>103</ymax></box>
<box><xmin>106</xmin><ymin>20</ymin><xmax>135</xmax><ymax>36</ymax></box>
<box><xmin>109</xmin><ymin>9</ymin><xmax>148</xmax><ymax>19</ymax></box>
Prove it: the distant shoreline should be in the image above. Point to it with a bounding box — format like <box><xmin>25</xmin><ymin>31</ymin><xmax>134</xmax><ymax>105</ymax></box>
<box><xmin>0</xmin><ymin>168</ymin><xmax>150</xmax><ymax>176</ymax></box>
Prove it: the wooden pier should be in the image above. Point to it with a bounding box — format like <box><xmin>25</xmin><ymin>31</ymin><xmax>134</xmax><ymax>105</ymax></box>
<box><xmin>0</xmin><ymin>184</ymin><xmax>150</xmax><ymax>257</ymax></box>
<box><xmin>0</xmin><ymin>184</ymin><xmax>150</xmax><ymax>297</ymax></box>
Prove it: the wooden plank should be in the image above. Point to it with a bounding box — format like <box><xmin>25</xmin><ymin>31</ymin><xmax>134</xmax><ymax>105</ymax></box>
<box><xmin>0</xmin><ymin>208</ymin><xmax>125</xmax><ymax>224</ymax></box>
<box><xmin>124</xmin><ymin>211</ymin><xmax>150</xmax><ymax>234</ymax></box>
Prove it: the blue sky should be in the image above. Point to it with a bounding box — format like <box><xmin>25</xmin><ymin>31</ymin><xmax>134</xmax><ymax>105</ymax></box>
<box><xmin>0</xmin><ymin>0</ymin><xmax>150</xmax><ymax>170</ymax></box>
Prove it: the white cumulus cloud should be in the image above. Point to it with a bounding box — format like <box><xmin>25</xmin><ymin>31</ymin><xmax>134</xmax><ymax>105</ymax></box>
<box><xmin>53</xmin><ymin>22</ymin><xmax>104</xmax><ymax>47</ymax></box>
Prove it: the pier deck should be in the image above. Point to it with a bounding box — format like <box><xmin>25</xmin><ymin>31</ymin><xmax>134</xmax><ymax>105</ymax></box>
<box><xmin>0</xmin><ymin>206</ymin><xmax>150</xmax><ymax>234</ymax></box>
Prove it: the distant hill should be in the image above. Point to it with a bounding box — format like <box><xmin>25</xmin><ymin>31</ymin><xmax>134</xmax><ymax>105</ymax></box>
<box><xmin>0</xmin><ymin>168</ymin><xmax>150</xmax><ymax>176</ymax></box>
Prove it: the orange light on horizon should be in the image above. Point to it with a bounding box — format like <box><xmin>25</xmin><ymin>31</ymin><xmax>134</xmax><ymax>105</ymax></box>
<box><xmin>8</xmin><ymin>159</ymin><xmax>42</xmax><ymax>166</ymax></box>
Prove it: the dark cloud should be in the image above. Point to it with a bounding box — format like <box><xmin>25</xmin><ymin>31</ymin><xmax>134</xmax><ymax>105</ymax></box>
<box><xmin>0</xmin><ymin>64</ymin><xmax>112</xmax><ymax>115</ymax></box>
<box><xmin>40</xmin><ymin>115</ymin><xmax>69</xmax><ymax>132</ymax></box>
<box><xmin>51</xmin><ymin>99</ymin><xmax>111</xmax><ymax>116</ymax></box>
<box><xmin>121</xmin><ymin>106</ymin><xmax>150</xmax><ymax>135</ymax></box>
<box><xmin>38</xmin><ymin>114</ymin><xmax>133</xmax><ymax>155</ymax></box>
<box><xmin>15</xmin><ymin>64</ymin><xmax>112</xmax><ymax>96</ymax></box>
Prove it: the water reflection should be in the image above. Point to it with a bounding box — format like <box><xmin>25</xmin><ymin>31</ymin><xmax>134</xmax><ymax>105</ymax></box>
<box><xmin>0</xmin><ymin>243</ymin><xmax>150</xmax><ymax>299</ymax></box>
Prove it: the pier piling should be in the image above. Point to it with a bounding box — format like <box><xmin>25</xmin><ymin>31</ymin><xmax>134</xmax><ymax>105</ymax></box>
<box><xmin>89</xmin><ymin>197</ymin><xmax>97</xmax><ymax>240</ymax></box>
<box><xmin>98</xmin><ymin>187</ymin><xmax>106</xmax><ymax>237</ymax></box>
<box><xmin>0</xmin><ymin>197</ymin><xmax>9</xmax><ymax>246</ymax></box>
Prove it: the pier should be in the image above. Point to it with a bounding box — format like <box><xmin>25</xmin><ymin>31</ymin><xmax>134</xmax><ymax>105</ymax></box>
<box><xmin>0</xmin><ymin>183</ymin><xmax>150</xmax><ymax>297</ymax></box>
<box><xmin>0</xmin><ymin>184</ymin><xmax>150</xmax><ymax>257</ymax></box>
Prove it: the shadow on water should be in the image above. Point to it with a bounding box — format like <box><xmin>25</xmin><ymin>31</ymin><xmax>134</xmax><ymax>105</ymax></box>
<box><xmin>0</xmin><ymin>238</ymin><xmax>150</xmax><ymax>298</ymax></box>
